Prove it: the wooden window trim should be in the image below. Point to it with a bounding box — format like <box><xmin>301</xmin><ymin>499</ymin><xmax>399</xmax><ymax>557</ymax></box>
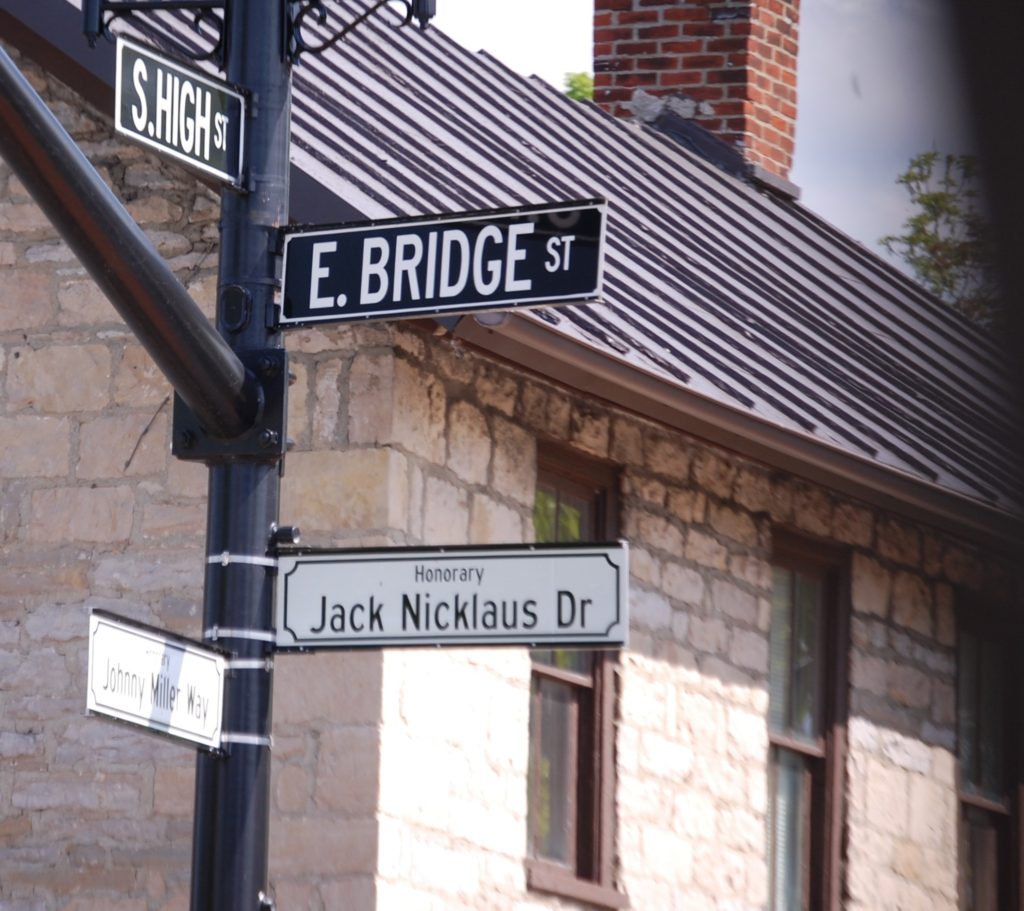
<box><xmin>954</xmin><ymin>598</ymin><xmax>1023</xmax><ymax>911</ymax></box>
<box><xmin>770</xmin><ymin>531</ymin><xmax>850</xmax><ymax>911</ymax></box>
<box><xmin>528</xmin><ymin>446</ymin><xmax>625</xmax><ymax>907</ymax></box>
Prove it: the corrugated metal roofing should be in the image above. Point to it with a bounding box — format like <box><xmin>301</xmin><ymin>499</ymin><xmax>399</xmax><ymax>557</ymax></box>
<box><xmin>101</xmin><ymin>2</ymin><xmax>1024</xmax><ymax>521</ymax></box>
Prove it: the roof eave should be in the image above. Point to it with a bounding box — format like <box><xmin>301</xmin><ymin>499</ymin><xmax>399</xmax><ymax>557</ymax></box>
<box><xmin>455</xmin><ymin>313</ymin><xmax>1024</xmax><ymax>550</ymax></box>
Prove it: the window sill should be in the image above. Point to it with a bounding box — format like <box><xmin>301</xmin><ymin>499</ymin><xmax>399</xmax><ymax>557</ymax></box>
<box><xmin>526</xmin><ymin>859</ymin><xmax>628</xmax><ymax>909</ymax></box>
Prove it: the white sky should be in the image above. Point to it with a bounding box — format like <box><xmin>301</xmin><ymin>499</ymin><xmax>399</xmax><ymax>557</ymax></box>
<box><xmin>431</xmin><ymin>0</ymin><xmax>976</xmax><ymax>267</ymax></box>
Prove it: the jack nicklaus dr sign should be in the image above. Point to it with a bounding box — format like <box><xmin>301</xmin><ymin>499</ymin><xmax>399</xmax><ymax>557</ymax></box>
<box><xmin>278</xmin><ymin>200</ymin><xmax>605</xmax><ymax>327</ymax></box>
<box><xmin>275</xmin><ymin>543</ymin><xmax>628</xmax><ymax>650</ymax></box>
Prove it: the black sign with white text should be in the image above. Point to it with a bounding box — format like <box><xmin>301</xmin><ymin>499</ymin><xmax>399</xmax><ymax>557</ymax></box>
<box><xmin>278</xmin><ymin>200</ymin><xmax>605</xmax><ymax>327</ymax></box>
<box><xmin>115</xmin><ymin>38</ymin><xmax>245</xmax><ymax>186</ymax></box>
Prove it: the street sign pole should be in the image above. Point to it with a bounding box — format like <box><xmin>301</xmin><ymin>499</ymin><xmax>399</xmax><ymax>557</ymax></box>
<box><xmin>189</xmin><ymin>2</ymin><xmax>290</xmax><ymax>910</ymax></box>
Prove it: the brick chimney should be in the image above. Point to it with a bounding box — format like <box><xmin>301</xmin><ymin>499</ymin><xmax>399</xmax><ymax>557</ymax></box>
<box><xmin>594</xmin><ymin>0</ymin><xmax>800</xmax><ymax>185</ymax></box>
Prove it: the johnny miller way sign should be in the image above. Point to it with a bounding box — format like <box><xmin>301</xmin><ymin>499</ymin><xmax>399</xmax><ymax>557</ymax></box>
<box><xmin>115</xmin><ymin>37</ymin><xmax>245</xmax><ymax>185</ymax></box>
<box><xmin>278</xmin><ymin>199</ymin><xmax>605</xmax><ymax>327</ymax></box>
<box><xmin>87</xmin><ymin>611</ymin><xmax>227</xmax><ymax>750</ymax></box>
<box><xmin>275</xmin><ymin>543</ymin><xmax>628</xmax><ymax>650</ymax></box>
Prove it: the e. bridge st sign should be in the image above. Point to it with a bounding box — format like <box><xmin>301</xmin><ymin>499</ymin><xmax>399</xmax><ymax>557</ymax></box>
<box><xmin>278</xmin><ymin>199</ymin><xmax>606</xmax><ymax>327</ymax></box>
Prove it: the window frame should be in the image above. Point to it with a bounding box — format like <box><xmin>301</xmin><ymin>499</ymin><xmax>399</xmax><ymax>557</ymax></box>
<box><xmin>768</xmin><ymin>534</ymin><xmax>850</xmax><ymax>911</ymax></box>
<box><xmin>526</xmin><ymin>447</ymin><xmax>626</xmax><ymax>909</ymax></box>
<box><xmin>955</xmin><ymin>601</ymin><xmax>1023</xmax><ymax>911</ymax></box>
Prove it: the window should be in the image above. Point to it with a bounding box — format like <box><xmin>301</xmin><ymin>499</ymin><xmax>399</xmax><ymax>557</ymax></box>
<box><xmin>768</xmin><ymin>539</ymin><xmax>848</xmax><ymax>911</ymax></box>
<box><xmin>957</xmin><ymin>612</ymin><xmax>1021</xmax><ymax>911</ymax></box>
<box><xmin>526</xmin><ymin>450</ymin><xmax>624</xmax><ymax>908</ymax></box>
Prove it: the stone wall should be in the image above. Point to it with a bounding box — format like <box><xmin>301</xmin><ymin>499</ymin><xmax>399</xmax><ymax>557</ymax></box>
<box><xmin>1</xmin><ymin>41</ymin><xmax>1011</xmax><ymax>911</ymax></box>
<box><xmin>1</xmin><ymin>45</ymin><xmax>215</xmax><ymax>911</ymax></box>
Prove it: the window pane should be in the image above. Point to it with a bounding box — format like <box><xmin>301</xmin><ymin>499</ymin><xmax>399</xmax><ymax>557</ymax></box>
<box><xmin>770</xmin><ymin>564</ymin><xmax>823</xmax><ymax>743</ymax></box>
<box><xmin>769</xmin><ymin>567</ymin><xmax>793</xmax><ymax>735</ymax></box>
<box><xmin>958</xmin><ymin>629</ymin><xmax>981</xmax><ymax>788</ymax></box>
<box><xmin>557</xmin><ymin>490</ymin><xmax>592</xmax><ymax>543</ymax></box>
<box><xmin>977</xmin><ymin>639</ymin><xmax>1005</xmax><ymax>798</ymax></box>
<box><xmin>769</xmin><ymin>747</ymin><xmax>807</xmax><ymax>911</ymax></box>
<box><xmin>534</xmin><ymin>486</ymin><xmax>558</xmax><ymax>544</ymax></box>
<box><xmin>529</xmin><ymin>678</ymin><xmax>577</xmax><ymax>866</ymax></box>
<box><xmin>792</xmin><ymin>573</ymin><xmax>823</xmax><ymax>740</ymax></box>
<box><xmin>962</xmin><ymin>806</ymin><xmax>1001</xmax><ymax>911</ymax></box>
<box><xmin>533</xmin><ymin>648</ymin><xmax>594</xmax><ymax>676</ymax></box>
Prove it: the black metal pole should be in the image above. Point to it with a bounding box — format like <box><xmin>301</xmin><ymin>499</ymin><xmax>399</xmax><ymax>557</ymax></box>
<box><xmin>0</xmin><ymin>44</ymin><xmax>260</xmax><ymax>440</ymax></box>
<box><xmin>189</xmin><ymin>1</ymin><xmax>291</xmax><ymax>909</ymax></box>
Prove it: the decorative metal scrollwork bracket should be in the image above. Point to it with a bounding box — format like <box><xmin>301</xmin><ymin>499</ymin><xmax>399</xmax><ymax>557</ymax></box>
<box><xmin>83</xmin><ymin>0</ymin><xmax>227</xmax><ymax>67</ymax></box>
<box><xmin>287</xmin><ymin>0</ymin><xmax>435</xmax><ymax>63</ymax></box>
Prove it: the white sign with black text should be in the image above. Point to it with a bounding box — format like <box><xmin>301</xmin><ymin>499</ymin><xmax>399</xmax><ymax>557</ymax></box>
<box><xmin>86</xmin><ymin>611</ymin><xmax>227</xmax><ymax>750</ymax></box>
<box><xmin>275</xmin><ymin>543</ymin><xmax>629</xmax><ymax>650</ymax></box>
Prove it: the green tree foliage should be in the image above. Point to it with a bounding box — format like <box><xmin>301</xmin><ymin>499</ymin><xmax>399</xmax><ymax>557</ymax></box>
<box><xmin>881</xmin><ymin>152</ymin><xmax>1000</xmax><ymax>326</ymax></box>
<box><xmin>563</xmin><ymin>71</ymin><xmax>594</xmax><ymax>102</ymax></box>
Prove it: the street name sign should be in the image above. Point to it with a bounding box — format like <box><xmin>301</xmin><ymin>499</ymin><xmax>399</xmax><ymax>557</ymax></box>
<box><xmin>87</xmin><ymin>610</ymin><xmax>227</xmax><ymax>750</ymax></box>
<box><xmin>275</xmin><ymin>543</ymin><xmax>628</xmax><ymax>650</ymax></box>
<box><xmin>115</xmin><ymin>37</ymin><xmax>245</xmax><ymax>186</ymax></box>
<box><xmin>278</xmin><ymin>199</ymin><xmax>605</xmax><ymax>327</ymax></box>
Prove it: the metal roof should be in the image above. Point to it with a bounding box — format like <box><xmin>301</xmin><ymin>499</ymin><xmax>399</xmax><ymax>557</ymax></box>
<box><xmin>17</xmin><ymin>0</ymin><xmax>1024</xmax><ymax>535</ymax></box>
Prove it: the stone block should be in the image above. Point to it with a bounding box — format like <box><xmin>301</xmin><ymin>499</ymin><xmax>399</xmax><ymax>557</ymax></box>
<box><xmin>711</xmin><ymin>578</ymin><xmax>758</xmax><ymax>626</ymax></box>
<box><xmin>608</xmin><ymin>416</ymin><xmax>643</xmax><ymax>465</ymax></box>
<box><xmin>0</xmin><ymin>416</ymin><xmax>70</xmax><ymax>477</ymax></box>
<box><xmin>274</xmin><ymin>652</ymin><xmax>382</xmax><ymax>725</ymax></box>
<box><xmin>850</xmin><ymin>651</ymin><xmax>888</xmax><ymax>696</ymax></box>
<box><xmin>684</xmin><ymin>529</ymin><xmax>729</xmax><ymax>570</ymax></box>
<box><xmin>313</xmin><ymin>359</ymin><xmax>344</xmax><ymax>448</ymax></box>
<box><xmin>469</xmin><ymin>492</ymin><xmax>522</xmax><ymax>544</ymax></box>
<box><xmin>93</xmin><ymin>551</ymin><xmax>201</xmax><ymax>594</ymax></box>
<box><xmin>865</xmin><ymin>759</ymin><xmax>909</xmax><ymax>836</ymax></box>
<box><xmin>285</xmin><ymin>360</ymin><xmax>310</xmax><ymax>447</ymax></box>
<box><xmin>662</xmin><ymin>562</ymin><xmax>704</xmax><ymax>605</ymax></box>
<box><xmin>891</xmin><ymin>571</ymin><xmax>932</xmax><ymax>637</ymax></box>
<box><xmin>1</xmin><ymin>269</ymin><xmax>55</xmax><ymax>330</ymax></box>
<box><xmin>281</xmin><ymin>449</ymin><xmax>408</xmax><ymax>534</ymax></box>
<box><xmin>141</xmin><ymin>502</ymin><xmax>206</xmax><ymax>540</ymax></box>
<box><xmin>393</xmin><ymin>358</ymin><xmax>446</xmax><ymax>463</ymax></box>
<box><xmin>688</xmin><ymin>616</ymin><xmax>728</xmax><ymax>655</ymax></box>
<box><xmin>476</xmin><ymin>362</ymin><xmax>518</xmax><ymax>416</ymax></box>
<box><xmin>851</xmin><ymin>553</ymin><xmax>890</xmax><ymax>617</ymax></box>
<box><xmin>154</xmin><ymin>765</ymin><xmax>194</xmax><ymax>817</ymax></box>
<box><xmin>887</xmin><ymin>664</ymin><xmax>930</xmax><ymax>710</ymax></box>
<box><xmin>878</xmin><ymin>517</ymin><xmax>921</xmax><ymax>567</ymax></box>
<box><xmin>729</xmin><ymin>628</ymin><xmax>767</xmax><ymax>673</ymax></box>
<box><xmin>7</xmin><ymin>344</ymin><xmax>111</xmax><ymax>413</ymax></box>
<box><xmin>447</xmin><ymin>401</ymin><xmax>490</xmax><ymax>485</ymax></box>
<box><xmin>491</xmin><ymin>417</ymin><xmax>534</xmax><ymax>507</ymax></box>
<box><xmin>314</xmin><ymin>725</ymin><xmax>380</xmax><ymax>815</ymax></box>
<box><xmin>637</xmin><ymin>512</ymin><xmax>685</xmax><ymax>557</ymax></box>
<box><xmin>520</xmin><ymin>381</ymin><xmax>571</xmax><ymax>438</ymax></box>
<box><xmin>422</xmin><ymin>476</ymin><xmax>469</xmax><ymax>544</ymax></box>
<box><xmin>57</xmin><ymin>279</ymin><xmax>114</xmax><ymax>326</ymax></box>
<box><xmin>77</xmin><ymin>412</ymin><xmax>168</xmax><ymax>479</ymax></box>
<box><xmin>113</xmin><ymin>346</ymin><xmax>169</xmax><ymax>407</ymax></box>
<box><xmin>691</xmin><ymin>447</ymin><xmax>735</xmax><ymax>496</ymax></box>
<box><xmin>27</xmin><ymin>485</ymin><xmax>133</xmax><ymax>543</ymax></box>
<box><xmin>667</xmin><ymin>485</ymin><xmax>704</xmax><ymax>522</ymax></box>
<box><xmin>833</xmin><ymin>500</ymin><xmax>874</xmax><ymax>547</ymax></box>
<box><xmin>731</xmin><ymin>466</ymin><xmax>771</xmax><ymax>513</ymax></box>
<box><xmin>708</xmin><ymin>502</ymin><xmax>759</xmax><ymax>546</ymax></box>
<box><xmin>791</xmin><ymin>483</ymin><xmax>832</xmax><ymax>536</ymax></box>
<box><xmin>126</xmin><ymin>195</ymin><xmax>183</xmax><ymax>224</ymax></box>
<box><xmin>632</xmin><ymin>587</ymin><xmax>672</xmax><ymax>630</ymax></box>
<box><xmin>569</xmin><ymin>401</ymin><xmax>610</xmax><ymax>456</ymax></box>
<box><xmin>269</xmin><ymin>817</ymin><xmax>377</xmax><ymax>876</ymax></box>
